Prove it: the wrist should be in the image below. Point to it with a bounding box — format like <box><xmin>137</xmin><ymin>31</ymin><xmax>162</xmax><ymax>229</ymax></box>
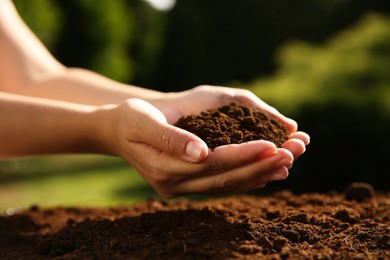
<box><xmin>88</xmin><ymin>104</ymin><xmax>119</xmax><ymax>156</ymax></box>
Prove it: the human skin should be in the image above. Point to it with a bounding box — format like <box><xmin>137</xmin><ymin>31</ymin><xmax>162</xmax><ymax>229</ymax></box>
<box><xmin>0</xmin><ymin>0</ymin><xmax>309</xmax><ymax>197</ymax></box>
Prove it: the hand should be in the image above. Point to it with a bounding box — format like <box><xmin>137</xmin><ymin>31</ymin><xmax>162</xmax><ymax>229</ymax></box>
<box><xmin>152</xmin><ymin>85</ymin><xmax>310</xmax><ymax>159</ymax></box>
<box><xmin>124</xmin><ymin>138</ymin><xmax>295</xmax><ymax>197</ymax></box>
<box><xmin>101</xmin><ymin>94</ymin><xmax>309</xmax><ymax>198</ymax></box>
<box><xmin>152</xmin><ymin>85</ymin><xmax>297</xmax><ymax>128</ymax></box>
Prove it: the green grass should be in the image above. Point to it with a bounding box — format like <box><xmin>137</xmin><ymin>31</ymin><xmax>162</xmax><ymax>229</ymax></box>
<box><xmin>0</xmin><ymin>154</ymin><xmax>158</xmax><ymax>214</ymax></box>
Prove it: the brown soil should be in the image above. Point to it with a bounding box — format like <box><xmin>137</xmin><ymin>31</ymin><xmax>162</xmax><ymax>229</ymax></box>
<box><xmin>1</xmin><ymin>184</ymin><xmax>389</xmax><ymax>259</ymax></box>
<box><xmin>175</xmin><ymin>102</ymin><xmax>290</xmax><ymax>148</ymax></box>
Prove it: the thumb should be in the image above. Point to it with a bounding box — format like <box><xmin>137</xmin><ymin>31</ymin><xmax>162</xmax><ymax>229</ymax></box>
<box><xmin>158</xmin><ymin>124</ymin><xmax>209</xmax><ymax>162</ymax></box>
<box><xmin>129</xmin><ymin>99</ymin><xmax>208</xmax><ymax>162</ymax></box>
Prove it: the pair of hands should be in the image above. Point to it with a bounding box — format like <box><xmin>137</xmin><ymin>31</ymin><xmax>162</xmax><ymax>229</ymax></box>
<box><xmin>103</xmin><ymin>85</ymin><xmax>309</xmax><ymax>198</ymax></box>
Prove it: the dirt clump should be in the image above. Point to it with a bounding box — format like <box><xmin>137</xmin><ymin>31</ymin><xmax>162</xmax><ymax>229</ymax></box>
<box><xmin>1</xmin><ymin>186</ymin><xmax>389</xmax><ymax>259</ymax></box>
<box><xmin>344</xmin><ymin>182</ymin><xmax>376</xmax><ymax>202</ymax></box>
<box><xmin>175</xmin><ymin>102</ymin><xmax>290</xmax><ymax>148</ymax></box>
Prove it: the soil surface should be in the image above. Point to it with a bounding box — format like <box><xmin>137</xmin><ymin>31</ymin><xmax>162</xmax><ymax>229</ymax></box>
<box><xmin>1</xmin><ymin>184</ymin><xmax>389</xmax><ymax>259</ymax></box>
<box><xmin>175</xmin><ymin>102</ymin><xmax>290</xmax><ymax>148</ymax></box>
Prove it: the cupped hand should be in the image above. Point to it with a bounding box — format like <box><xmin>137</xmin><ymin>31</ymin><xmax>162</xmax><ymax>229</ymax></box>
<box><xmin>124</xmin><ymin>139</ymin><xmax>294</xmax><ymax>198</ymax></box>
<box><xmin>152</xmin><ymin>85</ymin><xmax>310</xmax><ymax>157</ymax></box>
<box><xmin>105</xmin><ymin>97</ymin><xmax>309</xmax><ymax>198</ymax></box>
<box><xmin>152</xmin><ymin>85</ymin><xmax>298</xmax><ymax>131</ymax></box>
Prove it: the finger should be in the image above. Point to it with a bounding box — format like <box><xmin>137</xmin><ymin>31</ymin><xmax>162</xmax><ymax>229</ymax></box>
<box><xmin>289</xmin><ymin>131</ymin><xmax>310</xmax><ymax>146</ymax></box>
<box><xmin>199</xmin><ymin>140</ymin><xmax>277</xmax><ymax>175</ymax></box>
<box><xmin>174</xmin><ymin>149</ymin><xmax>293</xmax><ymax>195</ymax></box>
<box><xmin>128</xmin><ymin>99</ymin><xmax>208</xmax><ymax>163</ymax></box>
<box><xmin>282</xmin><ymin>138</ymin><xmax>306</xmax><ymax>160</ymax></box>
<box><xmin>267</xmin><ymin>166</ymin><xmax>290</xmax><ymax>183</ymax></box>
<box><xmin>158</xmin><ymin>125</ymin><xmax>209</xmax><ymax>162</ymax></box>
<box><xmin>254</xmin><ymin>166</ymin><xmax>290</xmax><ymax>189</ymax></box>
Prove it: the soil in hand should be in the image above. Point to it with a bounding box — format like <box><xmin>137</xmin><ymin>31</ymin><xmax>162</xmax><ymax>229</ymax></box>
<box><xmin>0</xmin><ymin>185</ymin><xmax>389</xmax><ymax>259</ymax></box>
<box><xmin>175</xmin><ymin>102</ymin><xmax>290</xmax><ymax>148</ymax></box>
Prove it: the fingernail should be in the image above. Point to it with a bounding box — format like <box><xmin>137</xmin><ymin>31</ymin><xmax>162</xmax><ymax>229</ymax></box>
<box><xmin>186</xmin><ymin>141</ymin><xmax>204</xmax><ymax>161</ymax></box>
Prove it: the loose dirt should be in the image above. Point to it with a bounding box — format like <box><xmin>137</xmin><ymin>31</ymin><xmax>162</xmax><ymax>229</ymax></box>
<box><xmin>175</xmin><ymin>102</ymin><xmax>290</xmax><ymax>148</ymax></box>
<box><xmin>0</xmin><ymin>186</ymin><xmax>389</xmax><ymax>259</ymax></box>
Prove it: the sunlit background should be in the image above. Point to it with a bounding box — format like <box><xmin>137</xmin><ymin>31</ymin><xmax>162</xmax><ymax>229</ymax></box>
<box><xmin>143</xmin><ymin>0</ymin><xmax>176</xmax><ymax>11</ymax></box>
<box><xmin>1</xmin><ymin>0</ymin><xmax>390</xmax><ymax>214</ymax></box>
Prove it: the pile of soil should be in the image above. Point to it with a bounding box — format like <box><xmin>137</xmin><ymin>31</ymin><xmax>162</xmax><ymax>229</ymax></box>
<box><xmin>1</xmin><ymin>184</ymin><xmax>389</xmax><ymax>259</ymax></box>
<box><xmin>175</xmin><ymin>102</ymin><xmax>290</xmax><ymax>148</ymax></box>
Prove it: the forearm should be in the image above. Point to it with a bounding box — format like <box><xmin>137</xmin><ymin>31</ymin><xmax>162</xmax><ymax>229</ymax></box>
<box><xmin>0</xmin><ymin>92</ymin><xmax>112</xmax><ymax>158</ymax></box>
<box><xmin>11</xmin><ymin>67</ymin><xmax>164</xmax><ymax>106</ymax></box>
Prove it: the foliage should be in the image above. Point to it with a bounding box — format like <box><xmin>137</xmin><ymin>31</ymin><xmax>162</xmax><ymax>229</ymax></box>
<box><xmin>53</xmin><ymin>0</ymin><xmax>133</xmax><ymax>82</ymax></box>
<box><xmin>155</xmin><ymin>0</ymin><xmax>390</xmax><ymax>90</ymax></box>
<box><xmin>251</xmin><ymin>14</ymin><xmax>390</xmax><ymax>117</ymax></box>
<box><xmin>126</xmin><ymin>0</ymin><xmax>169</xmax><ymax>88</ymax></box>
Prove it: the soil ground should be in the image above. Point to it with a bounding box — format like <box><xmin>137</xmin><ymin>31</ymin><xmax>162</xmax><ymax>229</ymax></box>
<box><xmin>0</xmin><ymin>186</ymin><xmax>389</xmax><ymax>259</ymax></box>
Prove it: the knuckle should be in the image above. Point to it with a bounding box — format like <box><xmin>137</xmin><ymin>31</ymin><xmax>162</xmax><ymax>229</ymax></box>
<box><xmin>159</xmin><ymin>127</ymin><xmax>176</xmax><ymax>152</ymax></box>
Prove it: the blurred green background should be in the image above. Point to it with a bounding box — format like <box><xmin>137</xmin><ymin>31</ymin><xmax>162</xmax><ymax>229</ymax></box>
<box><xmin>1</xmin><ymin>0</ymin><xmax>390</xmax><ymax>213</ymax></box>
